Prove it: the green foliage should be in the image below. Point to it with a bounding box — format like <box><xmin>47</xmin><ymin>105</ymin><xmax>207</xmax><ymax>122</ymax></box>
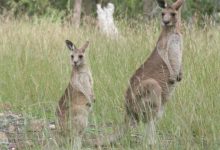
<box><xmin>7</xmin><ymin>0</ymin><xmax>49</xmax><ymax>16</ymax></box>
<box><xmin>112</xmin><ymin>0</ymin><xmax>143</xmax><ymax>18</ymax></box>
<box><xmin>0</xmin><ymin>0</ymin><xmax>66</xmax><ymax>21</ymax></box>
<box><xmin>0</xmin><ymin>0</ymin><xmax>219</xmax><ymax>21</ymax></box>
<box><xmin>183</xmin><ymin>0</ymin><xmax>218</xmax><ymax>18</ymax></box>
<box><xmin>49</xmin><ymin>0</ymin><xmax>69</xmax><ymax>10</ymax></box>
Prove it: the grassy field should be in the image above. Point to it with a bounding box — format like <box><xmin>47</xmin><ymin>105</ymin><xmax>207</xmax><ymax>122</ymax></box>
<box><xmin>0</xmin><ymin>19</ymin><xmax>220</xmax><ymax>149</ymax></box>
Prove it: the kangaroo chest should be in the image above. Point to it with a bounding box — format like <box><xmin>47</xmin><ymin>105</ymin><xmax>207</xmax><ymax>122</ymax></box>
<box><xmin>157</xmin><ymin>33</ymin><xmax>182</xmax><ymax>77</ymax></box>
<box><xmin>72</xmin><ymin>72</ymin><xmax>91</xmax><ymax>93</ymax></box>
<box><xmin>70</xmin><ymin>69</ymin><xmax>93</xmax><ymax>103</ymax></box>
<box><xmin>167</xmin><ymin>33</ymin><xmax>182</xmax><ymax>75</ymax></box>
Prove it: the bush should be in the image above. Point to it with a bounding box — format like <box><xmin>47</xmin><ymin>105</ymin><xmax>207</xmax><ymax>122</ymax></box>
<box><xmin>0</xmin><ymin>0</ymin><xmax>219</xmax><ymax>22</ymax></box>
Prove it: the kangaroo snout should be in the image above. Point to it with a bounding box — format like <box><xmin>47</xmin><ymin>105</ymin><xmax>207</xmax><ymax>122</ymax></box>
<box><xmin>74</xmin><ymin>61</ymin><xmax>78</xmax><ymax>66</ymax></box>
<box><xmin>163</xmin><ymin>20</ymin><xmax>170</xmax><ymax>25</ymax></box>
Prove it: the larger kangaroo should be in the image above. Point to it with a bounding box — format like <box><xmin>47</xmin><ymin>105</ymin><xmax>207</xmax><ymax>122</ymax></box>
<box><xmin>125</xmin><ymin>0</ymin><xmax>184</xmax><ymax>145</ymax></box>
<box><xmin>87</xmin><ymin>0</ymin><xmax>184</xmax><ymax>147</ymax></box>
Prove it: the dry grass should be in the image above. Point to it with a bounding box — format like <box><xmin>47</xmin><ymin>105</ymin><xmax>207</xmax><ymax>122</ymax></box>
<box><xmin>0</xmin><ymin>19</ymin><xmax>220</xmax><ymax>149</ymax></box>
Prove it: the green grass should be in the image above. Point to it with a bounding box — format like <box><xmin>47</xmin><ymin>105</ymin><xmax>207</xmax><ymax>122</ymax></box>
<box><xmin>0</xmin><ymin>19</ymin><xmax>220</xmax><ymax>149</ymax></box>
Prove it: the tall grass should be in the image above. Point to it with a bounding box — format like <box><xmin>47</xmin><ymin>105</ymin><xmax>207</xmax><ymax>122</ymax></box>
<box><xmin>0</xmin><ymin>19</ymin><xmax>220</xmax><ymax>149</ymax></box>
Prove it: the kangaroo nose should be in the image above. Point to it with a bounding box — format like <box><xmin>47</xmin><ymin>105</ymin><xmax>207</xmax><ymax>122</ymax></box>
<box><xmin>163</xmin><ymin>20</ymin><xmax>170</xmax><ymax>25</ymax></box>
<box><xmin>74</xmin><ymin>61</ymin><xmax>77</xmax><ymax>65</ymax></box>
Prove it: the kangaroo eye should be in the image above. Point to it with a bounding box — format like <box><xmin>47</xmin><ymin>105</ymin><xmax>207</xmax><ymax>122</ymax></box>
<box><xmin>79</xmin><ymin>55</ymin><xmax>83</xmax><ymax>59</ymax></box>
<box><xmin>171</xmin><ymin>13</ymin><xmax>176</xmax><ymax>17</ymax></box>
<box><xmin>162</xmin><ymin>12</ymin><xmax>165</xmax><ymax>16</ymax></box>
<box><xmin>71</xmin><ymin>55</ymin><xmax>74</xmax><ymax>59</ymax></box>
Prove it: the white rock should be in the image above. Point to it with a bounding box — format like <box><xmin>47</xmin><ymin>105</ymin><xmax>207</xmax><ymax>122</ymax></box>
<box><xmin>97</xmin><ymin>3</ymin><xmax>119</xmax><ymax>37</ymax></box>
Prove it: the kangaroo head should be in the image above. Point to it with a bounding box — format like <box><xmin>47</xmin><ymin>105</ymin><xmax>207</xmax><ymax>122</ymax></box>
<box><xmin>65</xmin><ymin>40</ymin><xmax>89</xmax><ymax>68</ymax></box>
<box><xmin>156</xmin><ymin>0</ymin><xmax>184</xmax><ymax>27</ymax></box>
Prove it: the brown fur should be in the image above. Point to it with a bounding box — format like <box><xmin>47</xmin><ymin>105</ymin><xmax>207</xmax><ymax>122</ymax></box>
<box><xmin>125</xmin><ymin>49</ymin><xmax>169</xmax><ymax>124</ymax></box>
<box><xmin>85</xmin><ymin>0</ymin><xmax>184</xmax><ymax>147</ymax></box>
<box><xmin>57</xmin><ymin>68</ymin><xmax>92</xmax><ymax>132</ymax></box>
<box><xmin>125</xmin><ymin>0</ymin><xmax>184</xmax><ymax>145</ymax></box>
<box><xmin>56</xmin><ymin>40</ymin><xmax>94</xmax><ymax>149</ymax></box>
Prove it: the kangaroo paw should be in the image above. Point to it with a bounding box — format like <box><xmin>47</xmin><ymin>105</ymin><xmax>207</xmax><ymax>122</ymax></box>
<box><xmin>176</xmin><ymin>72</ymin><xmax>182</xmax><ymax>82</ymax></box>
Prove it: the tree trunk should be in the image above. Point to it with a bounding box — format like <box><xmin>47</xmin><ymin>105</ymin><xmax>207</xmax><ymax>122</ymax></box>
<box><xmin>72</xmin><ymin>0</ymin><xmax>82</xmax><ymax>28</ymax></box>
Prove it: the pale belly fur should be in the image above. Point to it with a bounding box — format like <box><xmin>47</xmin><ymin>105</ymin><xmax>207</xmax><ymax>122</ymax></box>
<box><xmin>72</xmin><ymin>71</ymin><xmax>93</xmax><ymax>103</ymax></box>
<box><xmin>167</xmin><ymin>33</ymin><xmax>182</xmax><ymax>77</ymax></box>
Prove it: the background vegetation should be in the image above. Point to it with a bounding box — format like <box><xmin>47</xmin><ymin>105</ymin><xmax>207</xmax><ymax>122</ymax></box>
<box><xmin>0</xmin><ymin>18</ymin><xmax>220</xmax><ymax>149</ymax></box>
<box><xmin>0</xmin><ymin>0</ymin><xmax>220</xmax><ymax>149</ymax></box>
<box><xmin>0</xmin><ymin>0</ymin><xmax>220</xmax><ymax>22</ymax></box>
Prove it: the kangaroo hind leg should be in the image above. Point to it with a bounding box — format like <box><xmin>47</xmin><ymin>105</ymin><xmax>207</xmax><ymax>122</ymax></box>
<box><xmin>71</xmin><ymin>114</ymin><xmax>88</xmax><ymax>150</ymax></box>
<box><xmin>140</xmin><ymin>79</ymin><xmax>162</xmax><ymax>145</ymax></box>
<box><xmin>140</xmin><ymin>79</ymin><xmax>162</xmax><ymax>119</ymax></box>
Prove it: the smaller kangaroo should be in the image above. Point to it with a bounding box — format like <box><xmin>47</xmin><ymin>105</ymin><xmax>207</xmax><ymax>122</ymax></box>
<box><xmin>56</xmin><ymin>40</ymin><xmax>95</xmax><ymax>149</ymax></box>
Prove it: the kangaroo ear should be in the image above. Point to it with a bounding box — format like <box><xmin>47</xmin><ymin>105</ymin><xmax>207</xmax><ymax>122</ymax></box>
<box><xmin>80</xmin><ymin>41</ymin><xmax>89</xmax><ymax>53</ymax></box>
<box><xmin>65</xmin><ymin>40</ymin><xmax>76</xmax><ymax>51</ymax></box>
<box><xmin>172</xmin><ymin>0</ymin><xmax>184</xmax><ymax>10</ymax></box>
<box><xmin>156</xmin><ymin>0</ymin><xmax>167</xmax><ymax>8</ymax></box>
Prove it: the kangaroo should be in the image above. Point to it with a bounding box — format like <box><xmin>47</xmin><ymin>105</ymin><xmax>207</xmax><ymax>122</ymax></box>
<box><xmin>86</xmin><ymin>0</ymin><xmax>184</xmax><ymax>147</ymax></box>
<box><xmin>125</xmin><ymin>0</ymin><xmax>184</xmax><ymax>145</ymax></box>
<box><xmin>56</xmin><ymin>40</ymin><xmax>95</xmax><ymax>149</ymax></box>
